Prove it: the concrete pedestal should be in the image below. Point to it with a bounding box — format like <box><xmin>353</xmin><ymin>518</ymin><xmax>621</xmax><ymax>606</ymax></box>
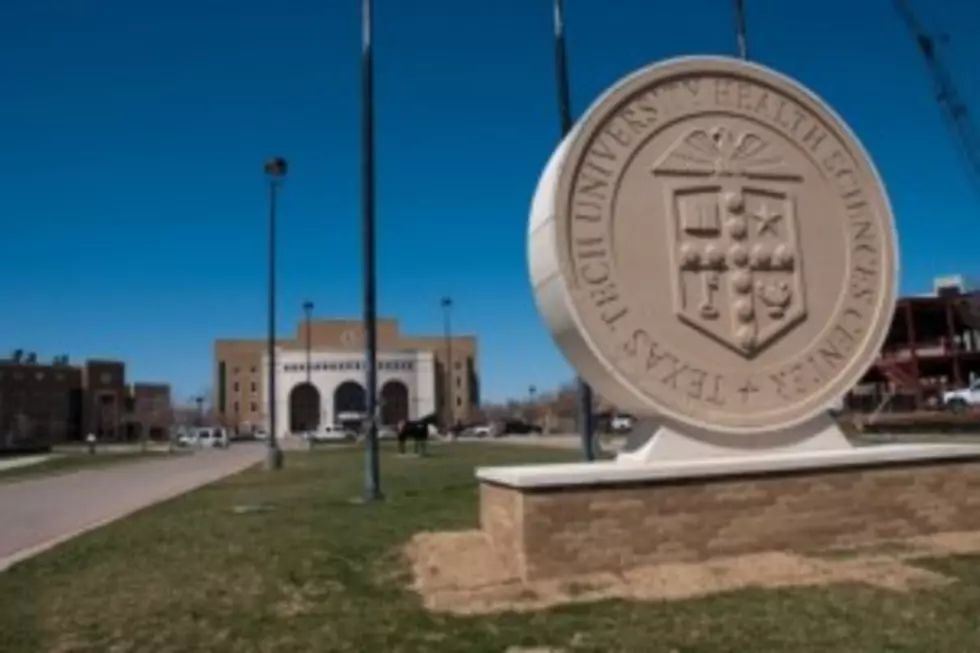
<box><xmin>477</xmin><ymin>443</ymin><xmax>980</xmax><ymax>582</ymax></box>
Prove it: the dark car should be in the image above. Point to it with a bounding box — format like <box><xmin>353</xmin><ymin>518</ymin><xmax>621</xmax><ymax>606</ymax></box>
<box><xmin>500</xmin><ymin>419</ymin><xmax>543</xmax><ymax>435</ymax></box>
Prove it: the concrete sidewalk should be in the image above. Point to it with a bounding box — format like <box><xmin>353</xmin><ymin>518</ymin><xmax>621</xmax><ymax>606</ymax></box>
<box><xmin>0</xmin><ymin>444</ymin><xmax>264</xmax><ymax>571</ymax></box>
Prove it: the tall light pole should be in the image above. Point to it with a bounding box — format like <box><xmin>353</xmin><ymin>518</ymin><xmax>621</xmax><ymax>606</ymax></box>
<box><xmin>734</xmin><ymin>0</ymin><xmax>748</xmax><ymax>59</ymax></box>
<box><xmin>552</xmin><ymin>0</ymin><xmax>596</xmax><ymax>461</ymax></box>
<box><xmin>303</xmin><ymin>300</ymin><xmax>314</xmax><ymax>436</ymax></box>
<box><xmin>194</xmin><ymin>395</ymin><xmax>204</xmax><ymax>426</ymax></box>
<box><xmin>361</xmin><ymin>0</ymin><xmax>382</xmax><ymax>501</ymax></box>
<box><xmin>264</xmin><ymin>156</ymin><xmax>287</xmax><ymax>471</ymax></box>
<box><xmin>441</xmin><ymin>296</ymin><xmax>454</xmax><ymax>432</ymax></box>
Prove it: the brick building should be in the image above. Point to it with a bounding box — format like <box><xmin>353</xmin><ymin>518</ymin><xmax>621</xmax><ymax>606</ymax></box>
<box><xmin>0</xmin><ymin>352</ymin><xmax>172</xmax><ymax>452</ymax></box>
<box><xmin>214</xmin><ymin>318</ymin><xmax>479</xmax><ymax>432</ymax></box>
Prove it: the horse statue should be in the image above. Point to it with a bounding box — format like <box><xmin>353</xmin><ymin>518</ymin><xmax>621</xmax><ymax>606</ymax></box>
<box><xmin>397</xmin><ymin>412</ymin><xmax>440</xmax><ymax>455</ymax></box>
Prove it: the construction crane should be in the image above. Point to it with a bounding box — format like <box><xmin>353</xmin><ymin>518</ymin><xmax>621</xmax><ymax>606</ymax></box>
<box><xmin>894</xmin><ymin>1</ymin><xmax>980</xmax><ymax>330</ymax></box>
<box><xmin>894</xmin><ymin>0</ymin><xmax>980</xmax><ymax>201</ymax></box>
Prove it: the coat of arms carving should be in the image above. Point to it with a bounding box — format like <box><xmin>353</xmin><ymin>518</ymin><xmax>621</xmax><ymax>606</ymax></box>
<box><xmin>652</xmin><ymin>126</ymin><xmax>806</xmax><ymax>358</ymax></box>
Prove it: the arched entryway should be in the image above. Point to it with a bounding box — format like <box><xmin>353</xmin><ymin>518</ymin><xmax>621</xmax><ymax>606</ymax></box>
<box><xmin>333</xmin><ymin>381</ymin><xmax>366</xmax><ymax>422</ymax></box>
<box><xmin>380</xmin><ymin>380</ymin><xmax>409</xmax><ymax>426</ymax></box>
<box><xmin>289</xmin><ymin>382</ymin><xmax>322</xmax><ymax>433</ymax></box>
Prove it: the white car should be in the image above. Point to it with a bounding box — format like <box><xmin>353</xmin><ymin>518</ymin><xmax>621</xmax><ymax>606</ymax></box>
<box><xmin>610</xmin><ymin>415</ymin><xmax>635</xmax><ymax>433</ymax></box>
<box><xmin>307</xmin><ymin>425</ymin><xmax>355</xmax><ymax>443</ymax></box>
<box><xmin>179</xmin><ymin>427</ymin><xmax>229</xmax><ymax>449</ymax></box>
<box><xmin>471</xmin><ymin>424</ymin><xmax>495</xmax><ymax>438</ymax></box>
<box><xmin>943</xmin><ymin>380</ymin><xmax>980</xmax><ymax>412</ymax></box>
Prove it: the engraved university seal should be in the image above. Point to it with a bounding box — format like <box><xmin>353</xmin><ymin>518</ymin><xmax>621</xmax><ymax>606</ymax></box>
<box><xmin>529</xmin><ymin>56</ymin><xmax>898</xmax><ymax>435</ymax></box>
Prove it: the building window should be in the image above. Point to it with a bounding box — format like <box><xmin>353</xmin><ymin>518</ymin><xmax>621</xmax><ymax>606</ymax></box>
<box><xmin>250</xmin><ymin>381</ymin><xmax>257</xmax><ymax>393</ymax></box>
<box><xmin>250</xmin><ymin>401</ymin><xmax>258</xmax><ymax>413</ymax></box>
<box><xmin>233</xmin><ymin>366</ymin><xmax>240</xmax><ymax>375</ymax></box>
<box><xmin>233</xmin><ymin>401</ymin><xmax>240</xmax><ymax>414</ymax></box>
<box><xmin>456</xmin><ymin>396</ymin><xmax>462</xmax><ymax>407</ymax></box>
<box><xmin>456</xmin><ymin>376</ymin><xmax>461</xmax><ymax>388</ymax></box>
<box><xmin>455</xmin><ymin>360</ymin><xmax>462</xmax><ymax>370</ymax></box>
<box><xmin>250</xmin><ymin>366</ymin><xmax>257</xmax><ymax>373</ymax></box>
<box><xmin>233</xmin><ymin>382</ymin><xmax>239</xmax><ymax>392</ymax></box>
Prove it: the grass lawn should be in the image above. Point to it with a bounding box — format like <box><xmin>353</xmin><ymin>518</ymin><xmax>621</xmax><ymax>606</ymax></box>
<box><xmin>1</xmin><ymin>443</ymin><xmax>979</xmax><ymax>653</ymax></box>
<box><xmin>0</xmin><ymin>450</ymin><xmax>179</xmax><ymax>483</ymax></box>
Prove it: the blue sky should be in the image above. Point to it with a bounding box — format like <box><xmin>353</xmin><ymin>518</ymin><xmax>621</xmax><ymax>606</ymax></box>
<box><xmin>1</xmin><ymin>0</ymin><xmax>978</xmax><ymax>404</ymax></box>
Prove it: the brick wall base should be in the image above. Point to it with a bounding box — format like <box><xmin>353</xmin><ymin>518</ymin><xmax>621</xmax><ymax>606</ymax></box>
<box><xmin>479</xmin><ymin>458</ymin><xmax>980</xmax><ymax>582</ymax></box>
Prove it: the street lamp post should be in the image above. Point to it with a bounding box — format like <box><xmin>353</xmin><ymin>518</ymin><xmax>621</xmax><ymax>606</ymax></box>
<box><xmin>734</xmin><ymin>0</ymin><xmax>749</xmax><ymax>59</ymax></box>
<box><xmin>303</xmin><ymin>300</ymin><xmax>314</xmax><ymax>438</ymax></box>
<box><xmin>440</xmin><ymin>297</ymin><xmax>454</xmax><ymax>434</ymax></box>
<box><xmin>528</xmin><ymin>384</ymin><xmax>537</xmax><ymax>423</ymax></box>
<box><xmin>552</xmin><ymin>0</ymin><xmax>596</xmax><ymax>461</ymax></box>
<box><xmin>194</xmin><ymin>395</ymin><xmax>204</xmax><ymax>426</ymax></box>
<box><xmin>264</xmin><ymin>156</ymin><xmax>288</xmax><ymax>471</ymax></box>
<box><xmin>361</xmin><ymin>0</ymin><xmax>382</xmax><ymax>501</ymax></box>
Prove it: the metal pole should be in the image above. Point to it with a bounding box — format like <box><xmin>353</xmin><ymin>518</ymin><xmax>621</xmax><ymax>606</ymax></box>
<box><xmin>734</xmin><ymin>0</ymin><xmax>748</xmax><ymax>59</ymax></box>
<box><xmin>303</xmin><ymin>301</ymin><xmax>314</xmax><ymax>436</ymax></box>
<box><xmin>552</xmin><ymin>0</ymin><xmax>596</xmax><ymax>461</ymax></box>
<box><xmin>264</xmin><ymin>158</ymin><xmax>286</xmax><ymax>471</ymax></box>
<box><xmin>441</xmin><ymin>297</ymin><xmax>453</xmax><ymax>432</ymax></box>
<box><xmin>362</xmin><ymin>0</ymin><xmax>382</xmax><ymax>501</ymax></box>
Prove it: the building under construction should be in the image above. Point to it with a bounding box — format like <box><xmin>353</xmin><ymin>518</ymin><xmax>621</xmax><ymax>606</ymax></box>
<box><xmin>844</xmin><ymin>275</ymin><xmax>980</xmax><ymax>417</ymax></box>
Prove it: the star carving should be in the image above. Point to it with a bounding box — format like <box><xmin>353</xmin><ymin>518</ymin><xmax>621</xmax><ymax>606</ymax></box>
<box><xmin>752</xmin><ymin>203</ymin><xmax>781</xmax><ymax>236</ymax></box>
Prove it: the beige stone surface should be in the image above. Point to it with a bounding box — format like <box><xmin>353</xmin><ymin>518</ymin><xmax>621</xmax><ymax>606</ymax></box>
<box><xmin>530</xmin><ymin>56</ymin><xmax>898</xmax><ymax>436</ymax></box>
<box><xmin>480</xmin><ymin>458</ymin><xmax>980</xmax><ymax>582</ymax></box>
<box><xmin>405</xmin><ymin>460</ymin><xmax>980</xmax><ymax>615</ymax></box>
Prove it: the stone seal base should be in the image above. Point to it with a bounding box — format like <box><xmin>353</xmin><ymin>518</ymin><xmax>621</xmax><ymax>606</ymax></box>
<box><xmin>476</xmin><ymin>444</ymin><xmax>980</xmax><ymax>582</ymax></box>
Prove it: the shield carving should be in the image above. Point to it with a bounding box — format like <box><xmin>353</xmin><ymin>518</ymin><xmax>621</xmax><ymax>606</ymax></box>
<box><xmin>652</xmin><ymin>126</ymin><xmax>807</xmax><ymax>358</ymax></box>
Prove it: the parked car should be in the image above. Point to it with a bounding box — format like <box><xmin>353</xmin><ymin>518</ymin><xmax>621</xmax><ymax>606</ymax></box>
<box><xmin>500</xmin><ymin>419</ymin><xmax>543</xmax><ymax>436</ymax></box>
<box><xmin>470</xmin><ymin>424</ymin><xmax>495</xmax><ymax>438</ymax></box>
<box><xmin>307</xmin><ymin>424</ymin><xmax>355</xmax><ymax>443</ymax></box>
<box><xmin>610</xmin><ymin>414</ymin><xmax>635</xmax><ymax>433</ymax></box>
<box><xmin>943</xmin><ymin>379</ymin><xmax>980</xmax><ymax>412</ymax></box>
<box><xmin>178</xmin><ymin>427</ymin><xmax>229</xmax><ymax>449</ymax></box>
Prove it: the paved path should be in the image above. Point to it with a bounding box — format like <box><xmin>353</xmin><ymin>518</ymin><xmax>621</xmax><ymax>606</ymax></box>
<box><xmin>0</xmin><ymin>444</ymin><xmax>264</xmax><ymax>571</ymax></box>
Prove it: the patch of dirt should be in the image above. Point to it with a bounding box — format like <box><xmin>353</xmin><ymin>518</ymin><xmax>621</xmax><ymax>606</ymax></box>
<box><xmin>404</xmin><ymin>529</ymin><xmax>980</xmax><ymax>616</ymax></box>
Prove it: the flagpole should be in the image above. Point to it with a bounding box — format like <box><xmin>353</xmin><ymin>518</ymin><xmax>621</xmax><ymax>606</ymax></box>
<box><xmin>552</xmin><ymin>0</ymin><xmax>596</xmax><ymax>461</ymax></box>
<box><xmin>361</xmin><ymin>0</ymin><xmax>382</xmax><ymax>500</ymax></box>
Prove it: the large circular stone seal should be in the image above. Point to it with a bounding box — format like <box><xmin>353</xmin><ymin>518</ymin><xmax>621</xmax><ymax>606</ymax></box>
<box><xmin>529</xmin><ymin>56</ymin><xmax>898</xmax><ymax>436</ymax></box>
